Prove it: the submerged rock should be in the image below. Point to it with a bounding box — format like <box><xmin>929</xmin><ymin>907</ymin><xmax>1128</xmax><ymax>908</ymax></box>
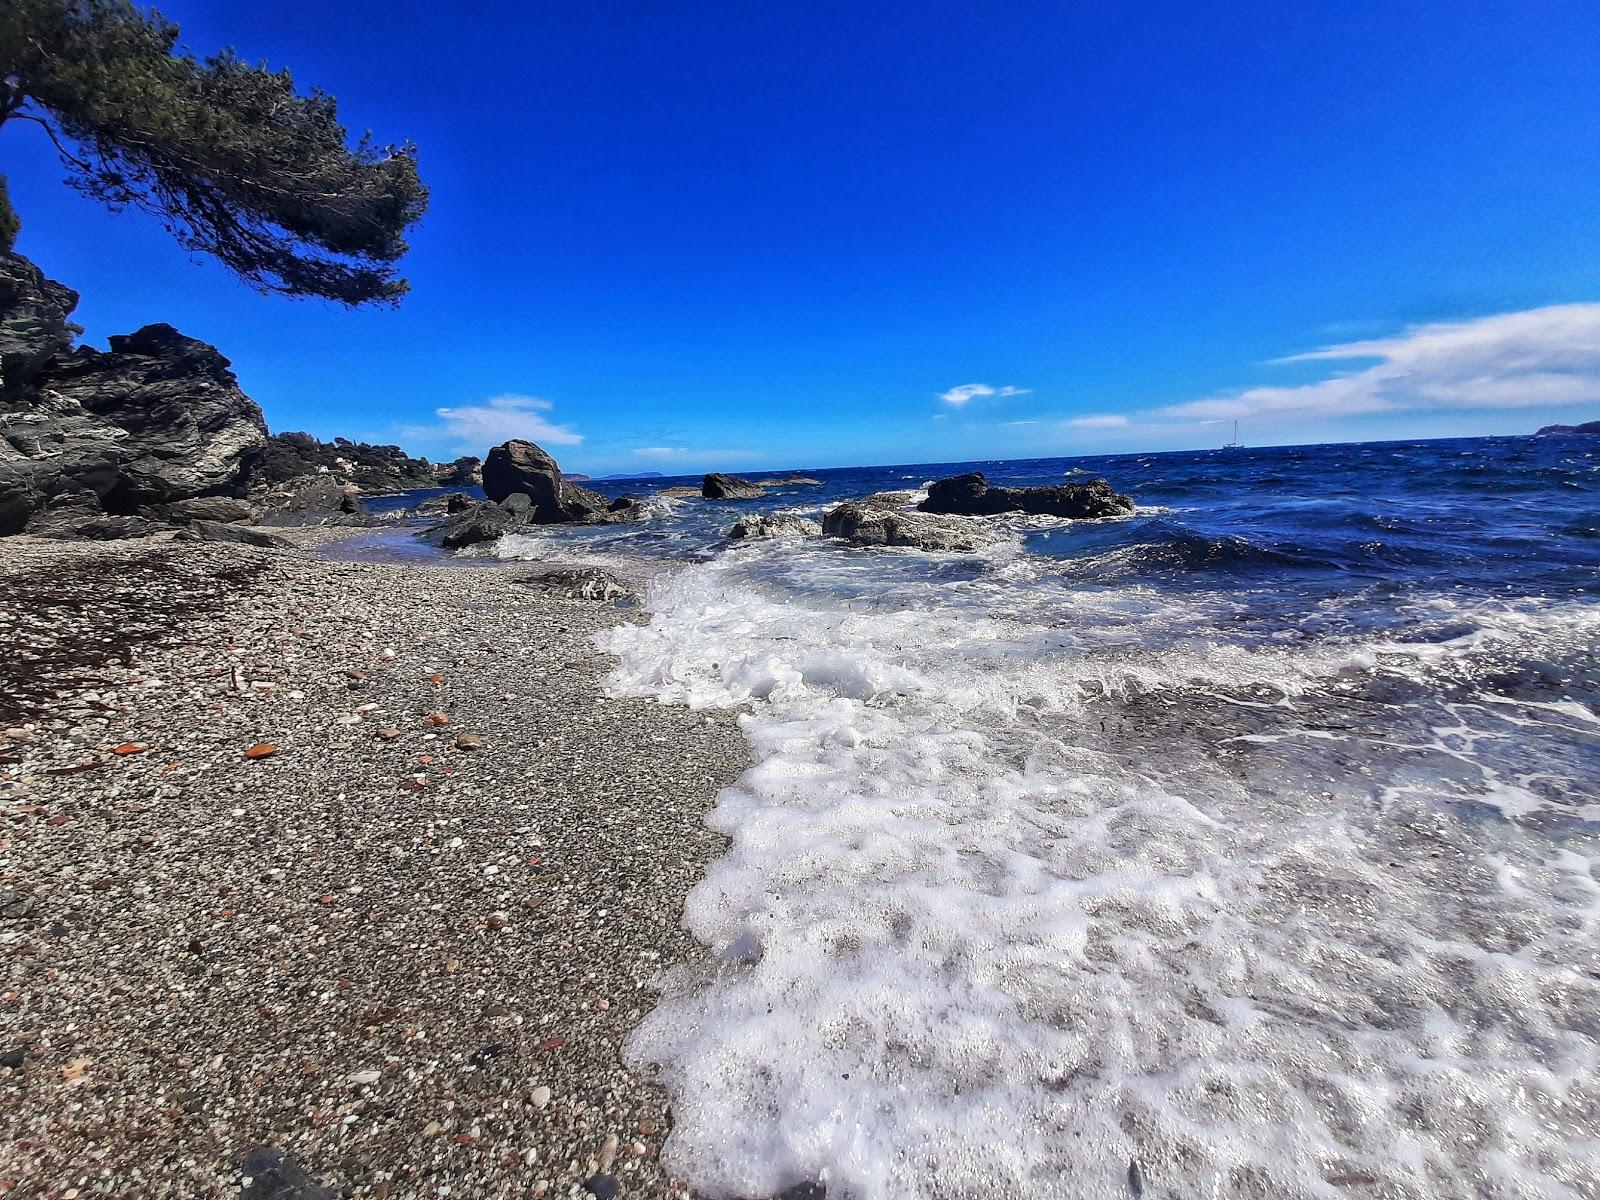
<box><xmin>727</xmin><ymin>513</ymin><xmax>822</xmax><ymax>540</ymax></box>
<box><xmin>702</xmin><ymin>472</ymin><xmax>764</xmax><ymax>501</ymax></box>
<box><xmin>822</xmin><ymin>501</ymin><xmax>1003</xmax><ymax>551</ymax></box>
<box><xmin>920</xmin><ymin>471</ymin><xmax>1132</xmax><ymax>519</ymax></box>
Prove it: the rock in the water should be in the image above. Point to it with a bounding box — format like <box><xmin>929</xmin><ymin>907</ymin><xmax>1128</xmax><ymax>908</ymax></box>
<box><xmin>702</xmin><ymin>472</ymin><xmax>764</xmax><ymax>500</ymax></box>
<box><xmin>919</xmin><ymin>471</ymin><xmax>1132</xmax><ymax>519</ymax></box>
<box><xmin>433</xmin><ymin>440</ymin><xmax>641</xmax><ymax>547</ymax></box>
<box><xmin>483</xmin><ymin>439</ymin><xmax>562</xmax><ymax>507</ymax></box>
<box><xmin>240</xmin><ymin>1147</ymin><xmax>336</xmax><ymax>1200</ymax></box>
<box><xmin>727</xmin><ymin>513</ymin><xmax>822</xmax><ymax>540</ymax></box>
<box><xmin>435</xmin><ymin>499</ymin><xmax>526</xmax><ymax>549</ymax></box>
<box><xmin>822</xmin><ymin>501</ymin><xmax>1003</xmax><ymax>551</ymax></box>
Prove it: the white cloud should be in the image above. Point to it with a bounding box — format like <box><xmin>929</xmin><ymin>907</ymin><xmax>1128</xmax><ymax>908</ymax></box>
<box><xmin>1065</xmin><ymin>414</ymin><xmax>1129</xmax><ymax>429</ymax></box>
<box><xmin>426</xmin><ymin>394</ymin><xmax>584</xmax><ymax>452</ymax></box>
<box><xmin>1160</xmin><ymin>304</ymin><xmax>1600</xmax><ymax>423</ymax></box>
<box><xmin>938</xmin><ymin>383</ymin><xmax>1031</xmax><ymax>407</ymax></box>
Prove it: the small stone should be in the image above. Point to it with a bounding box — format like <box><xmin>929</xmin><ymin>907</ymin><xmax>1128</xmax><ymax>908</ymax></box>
<box><xmin>454</xmin><ymin>733</ymin><xmax>485</xmax><ymax>750</ymax></box>
<box><xmin>243</xmin><ymin>743</ymin><xmax>278</xmax><ymax>760</ymax></box>
<box><xmin>380</xmin><ymin>648</ymin><xmax>396</xmax><ymax>660</ymax></box>
<box><xmin>598</xmin><ymin>1134</ymin><xmax>619</xmax><ymax>1172</ymax></box>
<box><xmin>0</xmin><ymin>1047</ymin><xmax>24</xmax><ymax>1070</ymax></box>
<box><xmin>581</xmin><ymin>1174</ymin><xmax>619</xmax><ymax>1200</ymax></box>
<box><xmin>530</xmin><ymin>1085</ymin><xmax>552</xmax><ymax>1109</ymax></box>
<box><xmin>112</xmin><ymin>742</ymin><xmax>147</xmax><ymax>756</ymax></box>
<box><xmin>399</xmin><ymin>776</ymin><xmax>426</xmax><ymax>792</ymax></box>
<box><xmin>487</xmin><ymin>911</ymin><xmax>509</xmax><ymax>930</ymax></box>
<box><xmin>375</xmin><ymin>727</ymin><xmax>402</xmax><ymax>741</ymax></box>
<box><xmin>426</xmin><ymin>712</ymin><xmax>450</xmax><ymax>726</ymax></box>
<box><xmin>347</xmin><ymin>1069</ymin><xmax>380</xmax><ymax>1086</ymax></box>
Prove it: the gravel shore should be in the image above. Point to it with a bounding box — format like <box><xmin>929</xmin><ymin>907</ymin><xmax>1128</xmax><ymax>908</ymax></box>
<box><xmin>0</xmin><ymin>533</ymin><xmax>748</xmax><ymax>1200</ymax></box>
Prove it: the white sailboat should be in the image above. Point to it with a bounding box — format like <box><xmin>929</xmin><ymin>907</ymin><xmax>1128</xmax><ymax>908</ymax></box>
<box><xmin>1222</xmin><ymin>419</ymin><xmax>1242</xmax><ymax>449</ymax></box>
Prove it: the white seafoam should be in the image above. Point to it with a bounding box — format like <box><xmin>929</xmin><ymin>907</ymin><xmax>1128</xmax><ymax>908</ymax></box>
<box><xmin>589</xmin><ymin>537</ymin><xmax>1599</xmax><ymax>1200</ymax></box>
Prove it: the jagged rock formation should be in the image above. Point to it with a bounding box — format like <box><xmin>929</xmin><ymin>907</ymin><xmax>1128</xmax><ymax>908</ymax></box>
<box><xmin>1</xmin><ymin>249</ymin><xmax>269</xmax><ymax>537</ymax></box>
<box><xmin>920</xmin><ymin>471</ymin><xmax>1133</xmax><ymax>519</ymax></box>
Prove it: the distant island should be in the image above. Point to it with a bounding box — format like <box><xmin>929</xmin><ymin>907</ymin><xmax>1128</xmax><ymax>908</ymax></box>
<box><xmin>1535</xmin><ymin>420</ymin><xmax>1600</xmax><ymax>436</ymax></box>
<box><xmin>595</xmin><ymin>470</ymin><xmax>666</xmax><ymax>480</ymax></box>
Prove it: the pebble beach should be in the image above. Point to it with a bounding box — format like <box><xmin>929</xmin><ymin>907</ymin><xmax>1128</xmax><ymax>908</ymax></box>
<box><xmin>0</xmin><ymin>533</ymin><xmax>749</xmax><ymax>1200</ymax></box>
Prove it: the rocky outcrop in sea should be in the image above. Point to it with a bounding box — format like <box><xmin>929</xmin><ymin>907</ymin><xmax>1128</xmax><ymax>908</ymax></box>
<box><xmin>919</xmin><ymin>471</ymin><xmax>1133</xmax><ymax>519</ymax></box>
<box><xmin>428</xmin><ymin>439</ymin><xmax>643</xmax><ymax>548</ymax></box>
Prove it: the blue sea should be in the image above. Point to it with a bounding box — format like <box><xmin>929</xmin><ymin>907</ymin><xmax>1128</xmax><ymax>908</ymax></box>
<box><xmin>385</xmin><ymin>435</ymin><xmax>1600</xmax><ymax>1198</ymax></box>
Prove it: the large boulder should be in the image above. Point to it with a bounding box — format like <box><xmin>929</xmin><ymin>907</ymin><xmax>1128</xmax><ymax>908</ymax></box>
<box><xmin>822</xmin><ymin>502</ymin><xmax>1004</xmax><ymax>551</ymax></box>
<box><xmin>479</xmin><ymin>439</ymin><xmax>643</xmax><ymax>526</ymax></box>
<box><xmin>728</xmin><ymin>513</ymin><xmax>822</xmax><ymax>540</ymax></box>
<box><xmin>702</xmin><ymin>472</ymin><xmax>764</xmax><ymax>501</ymax></box>
<box><xmin>482</xmin><ymin>439</ymin><xmax>562</xmax><ymax>507</ymax></box>
<box><xmin>436</xmin><ymin>455</ymin><xmax>483</xmax><ymax>487</ymax></box>
<box><xmin>920</xmin><ymin>471</ymin><xmax>1133</xmax><ymax>519</ymax></box>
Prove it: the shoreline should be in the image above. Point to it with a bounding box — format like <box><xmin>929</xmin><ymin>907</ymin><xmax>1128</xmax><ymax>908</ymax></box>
<box><xmin>0</xmin><ymin>532</ymin><xmax>748</xmax><ymax>1199</ymax></box>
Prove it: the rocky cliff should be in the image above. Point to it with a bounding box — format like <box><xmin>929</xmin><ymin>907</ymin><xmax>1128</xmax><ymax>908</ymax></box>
<box><xmin>0</xmin><ymin>246</ymin><xmax>482</xmax><ymax>539</ymax></box>
<box><xmin>0</xmin><ymin>249</ymin><xmax>268</xmax><ymax>537</ymax></box>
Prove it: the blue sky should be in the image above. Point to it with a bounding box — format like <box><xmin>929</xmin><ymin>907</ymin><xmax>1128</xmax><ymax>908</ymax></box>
<box><xmin>6</xmin><ymin>0</ymin><xmax>1600</xmax><ymax>474</ymax></box>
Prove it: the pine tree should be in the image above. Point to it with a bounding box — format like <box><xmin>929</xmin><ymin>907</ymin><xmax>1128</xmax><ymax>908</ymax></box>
<box><xmin>0</xmin><ymin>0</ymin><xmax>428</xmax><ymax>305</ymax></box>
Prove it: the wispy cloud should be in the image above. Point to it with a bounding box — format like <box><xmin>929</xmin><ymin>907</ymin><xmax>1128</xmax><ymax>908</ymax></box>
<box><xmin>938</xmin><ymin>382</ymin><xmax>1031</xmax><ymax>407</ymax></box>
<box><xmin>414</xmin><ymin>394</ymin><xmax>584</xmax><ymax>453</ymax></box>
<box><xmin>1064</xmin><ymin>414</ymin><xmax>1129</xmax><ymax>429</ymax></box>
<box><xmin>1160</xmin><ymin>304</ymin><xmax>1600</xmax><ymax>422</ymax></box>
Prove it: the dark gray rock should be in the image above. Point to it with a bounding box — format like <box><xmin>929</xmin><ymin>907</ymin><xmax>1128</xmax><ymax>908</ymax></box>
<box><xmin>728</xmin><ymin>513</ymin><xmax>822</xmax><ymax>540</ymax></box>
<box><xmin>822</xmin><ymin>501</ymin><xmax>1004</xmax><ymax>551</ymax></box>
<box><xmin>255</xmin><ymin>477</ymin><xmax>371</xmax><ymax>527</ymax></box>
<box><xmin>174</xmin><ymin>520</ymin><xmax>294</xmax><ymax>549</ymax></box>
<box><xmin>920</xmin><ymin>471</ymin><xmax>1133</xmax><ymax>519</ymax></box>
<box><xmin>2</xmin><ymin>250</ymin><xmax>268</xmax><ymax>538</ymax></box>
<box><xmin>142</xmin><ymin>495</ymin><xmax>255</xmax><ymax>524</ymax></box>
<box><xmin>437</xmin><ymin>455</ymin><xmax>483</xmax><ymax>487</ymax></box>
<box><xmin>434</xmin><ymin>499</ymin><xmax>524</xmax><ymax>549</ymax></box>
<box><xmin>250</xmin><ymin>431</ymin><xmax>465</xmax><ymax>492</ymax></box>
<box><xmin>240</xmin><ymin>1147</ymin><xmax>336</xmax><ymax>1200</ymax></box>
<box><xmin>702</xmin><ymin>472</ymin><xmax>764</xmax><ymax>500</ymax></box>
<box><xmin>37</xmin><ymin>323</ymin><xmax>267</xmax><ymax>510</ymax></box>
<box><xmin>483</xmin><ymin>439</ymin><xmax>562</xmax><ymax>507</ymax></box>
<box><xmin>0</xmin><ymin>249</ymin><xmax>79</xmax><ymax>404</ymax></box>
<box><xmin>1535</xmin><ymin>420</ymin><xmax>1600</xmax><ymax>436</ymax></box>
